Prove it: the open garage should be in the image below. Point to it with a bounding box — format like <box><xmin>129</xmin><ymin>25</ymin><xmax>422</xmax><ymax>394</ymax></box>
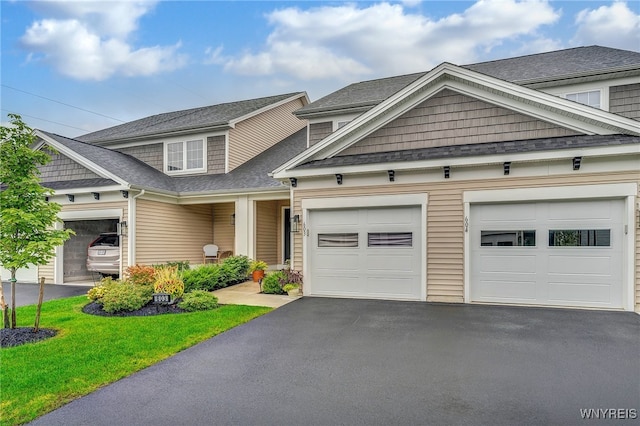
<box><xmin>63</xmin><ymin>219</ymin><xmax>118</xmax><ymax>282</ymax></box>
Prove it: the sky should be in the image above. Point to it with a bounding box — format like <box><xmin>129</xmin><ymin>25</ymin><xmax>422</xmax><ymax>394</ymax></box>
<box><xmin>1</xmin><ymin>0</ymin><xmax>639</xmax><ymax>138</ymax></box>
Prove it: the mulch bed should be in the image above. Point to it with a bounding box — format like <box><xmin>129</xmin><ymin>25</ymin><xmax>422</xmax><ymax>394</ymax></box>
<box><xmin>1</xmin><ymin>327</ymin><xmax>57</xmax><ymax>348</ymax></box>
<box><xmin>82</xmin><ymin>301</ymin><xmax>187</xmax><ymax>317</ymax></box>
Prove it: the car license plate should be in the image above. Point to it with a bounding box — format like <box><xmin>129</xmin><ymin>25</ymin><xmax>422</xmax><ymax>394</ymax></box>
<box><xmin>98</xmin><ymin>249</ymin><xmax>106</xmax><ymax>255</ymax></box>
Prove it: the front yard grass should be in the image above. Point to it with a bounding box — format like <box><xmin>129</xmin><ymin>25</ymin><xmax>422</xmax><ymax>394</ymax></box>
<box><xmin>0</xmin><ymin>296</ymin><xmax>271</xmax><ymax>425</ymax></box>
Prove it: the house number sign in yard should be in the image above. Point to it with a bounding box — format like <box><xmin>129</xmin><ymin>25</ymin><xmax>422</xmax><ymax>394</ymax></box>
<box><xmin>153</xmin><ymin>293</ymin><xmax>171</xmax><ymax>304</ymax></box>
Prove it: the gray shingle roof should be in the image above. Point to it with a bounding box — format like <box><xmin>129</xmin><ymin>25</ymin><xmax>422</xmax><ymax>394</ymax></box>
<box><xmin>39</xmin><ymin>128</ymin><xmax>308</xmax><ymax>195</ymax></box>
<box><xmin>294</xmin><ymin>134</ymin><xmax>640</xmax><ymax>170</ymax></box>
<box><xmin>79</xmin><ymin>93</ymin><xmax>303</xmax><ymax>144</ymax></box>
<box><xmin>296</xmin><ymin>46</ymin><xmax>640</xmax><ymax>117</ymax></box>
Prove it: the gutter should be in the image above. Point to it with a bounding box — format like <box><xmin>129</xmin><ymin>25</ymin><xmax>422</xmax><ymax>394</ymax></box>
<box><xmin>127</xmin><ymin>189</ymin><xmax>145</xmax><ymax>267</ymax></box>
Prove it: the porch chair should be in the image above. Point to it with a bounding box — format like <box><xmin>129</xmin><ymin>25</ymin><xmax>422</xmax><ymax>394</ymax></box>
<box><xmin>203</xmin><ymin>244</ymin><xmax>219</xmax><ymax>264</ymax></box>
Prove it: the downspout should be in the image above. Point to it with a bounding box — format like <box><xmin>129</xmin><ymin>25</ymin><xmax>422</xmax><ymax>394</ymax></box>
<box><xmin>127</xmin><ymin>189</ymin><xmax>145</xmax><ymax>267</ymax></box>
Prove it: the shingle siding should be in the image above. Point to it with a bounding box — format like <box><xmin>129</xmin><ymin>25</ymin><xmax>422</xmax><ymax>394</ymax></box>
<box><xmin>38</xmin><ymin>151</ymin><xmax>101</xmax><ymax>181</ymax></box>
<box><xmin>309</xmin><ymin>122</ymin><xmax>333</xmax><ymax>147</ymax></box>
<box><xmin>339</xmin><ymin>89</ymin><xmax>580</xmax><ymax>156</ymax></box>
<box><xmin>207</xmin><ymin>135</ymin><xmax>226</xmax><ymax>174</ymax></box>
<box><xmin>116</xmin><ymin>144</ymin><xmax>163</xmax><ymax>172</ymax></box>
<box><xmin>610</xmin><ymin>83</ymin><xmax>640</xmax><ymax>121</ymax></box>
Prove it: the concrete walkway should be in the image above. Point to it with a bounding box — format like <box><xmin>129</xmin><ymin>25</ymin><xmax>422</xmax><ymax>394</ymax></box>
<box><xmin>212</xmin><ymin>280</ymin><xmax>299</xmax><ymax>308</ymax></box>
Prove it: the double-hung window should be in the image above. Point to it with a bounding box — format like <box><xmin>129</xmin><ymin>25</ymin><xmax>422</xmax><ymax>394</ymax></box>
<box><xmin>165</xmin><ymin>139</ymin><xmax>205</xmax><ymax>174</ymax></box>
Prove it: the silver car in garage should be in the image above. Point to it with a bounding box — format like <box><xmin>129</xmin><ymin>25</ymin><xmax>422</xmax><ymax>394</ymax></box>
<box><xmin>86</xmin><ymin>232</ymin><xmax>120</xmax><ymax>277</ymax></box>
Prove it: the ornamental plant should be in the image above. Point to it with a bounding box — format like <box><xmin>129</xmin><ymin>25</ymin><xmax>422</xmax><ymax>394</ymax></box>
<box><xmin>177</xmin><ymin>290</ymin><xmax>219</xmax><ymax>312</ymax></box>
<box><xmin>125</xmin><ymin>265</ymin><xmax>156</xmax><ymax>286</ymax></box>
<box><xmin>154</xmin><ymin>266</ymin><xmax>185</xmax><ymax>300</ymax></box>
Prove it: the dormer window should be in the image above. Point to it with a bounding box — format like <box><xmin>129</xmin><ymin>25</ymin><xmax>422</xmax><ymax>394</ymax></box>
<box><xmin>566</xmin><ymin>90</ymin><xmax>601</xmax><ymax>109</ymax></box>
<box><xmin>165</xmin><ymin>139</ymin><xmax>206</xmax><ymax>174</ymax></box>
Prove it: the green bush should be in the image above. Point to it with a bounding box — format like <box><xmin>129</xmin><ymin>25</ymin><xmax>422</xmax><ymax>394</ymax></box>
<box><xmin>154</xmin><ymin>266</ymin><xmax>184</xmax><ymax>300</ymax></box>
<box><xmin>100</xmin><ymin>282</ymin><xmax>153</xmax><ymax>313</ymax></box>
<box><xmin>87</xmin><ymin>276</ymin><xmax>118</xmax><ymax>302</ymax></box>
<box><xmin>221</xmin><ymin>255</ymin><xmax>250</xmax><ymax>283</ymax></box>
<box><xmin>177</xmin><ymin>290</ymin><xmax>219</xmax><ymax>312</ymax></box>
<box><xmin>153</xmin><ymin>260</ymin><xmax>190</xmax><ymax>272</ymax></box>
<box><xmin>261</xmin><ymin>271</ymin><xmax>287</xmax><ymax>294</ymax></box>
<box><xmin>182</xmin><ymin>264</ymin><xmax>223</xmax><ymax>292</ymax></box>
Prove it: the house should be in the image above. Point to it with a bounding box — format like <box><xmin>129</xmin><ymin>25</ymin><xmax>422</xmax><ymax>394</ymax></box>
<box><xmin>272</xmin><ymin>46</ymin><xmax>640</xmax><ymax>312</ymax></box>
<box><xmin>28</xmin><ymin>92</ymin><xmax>309</xmax><ymax>284</ymax></box>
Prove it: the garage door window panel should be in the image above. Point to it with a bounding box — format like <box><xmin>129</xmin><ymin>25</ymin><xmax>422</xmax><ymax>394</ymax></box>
<box><xmin>548</xmin><ymin>229</ymin><xmax>610</xmax><ymax>247</ymax></box>
<box><xmin>368</xmin><ymin>232</ymin><xmax>413</xmax><ymax>247</ymax></box>
<box><xmin>318</xmin><ymin>233</ymin><xmax>358</xmax><ymax>248</ymax></box>
<box><xmin>480</xmin><ymin>230</ymin><xmax>536</xmax><ymax>247</ymax></box>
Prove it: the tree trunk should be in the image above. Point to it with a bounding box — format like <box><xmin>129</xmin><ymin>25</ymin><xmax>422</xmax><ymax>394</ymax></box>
<box><xmin>10</xmin><ymin>268</ymin><xmax>17</xmax><ymax>329</ymax></box>
<box><xmin>0</xmin><ymin>276</ymin><xmax>8</xmax><ymax>329</ymax></box>
<box><xmin>34</xmin><ymin>277</ymin><xmax>45</xmax><ymax>333</ymax></box>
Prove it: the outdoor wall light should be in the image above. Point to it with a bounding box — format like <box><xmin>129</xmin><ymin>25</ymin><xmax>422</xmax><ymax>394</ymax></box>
<box><xmin>121</xmin><ymin>190</ymin><xmax>129</xmax><ymax>198</ymax></box>
<box><xmin>45</xmin><ymin>196</ymin><xmax>49</xmax><ymax>202</ymax></box>
<box><xmin>289</xmin><ymin>177</ymin><xmax>298</xmax><ymax>188</ymax></box>
<box><xmin>67</xmin><ymin>194</ymin><xmax>75</xmax><ymax>202</ymax></box>
<box><xmin>92</xmin><ymin>192</ymin><xmax>100</xmax><ymax>200</ymax></box>
<box><xmin>443</xmin><ymin>166</ymin><xmax>450</xmax><ymax>179</ymax></box>
<box><xmin>573</xmin><ymin>157</ymin><xmax>582</xmax><ymax>170</ymax></box>
<box><xmin>230</xmin><ymin>213</ymin><xmax>236</xmax><ymax>226</ymax></box>
<box><xmin>336</xmin><ymin>173</ymin><xmax>343</xmax><ymax>185</ymax></box>
<box><xmin>117</xmin><ymin>221</ymin><xmax>128</xmax><ymax>237</ymax></box>
<box><xmin>388</xmin><ymin>170</ymin><xmax>395</xmax><ymax>182</ymax></box>
<box><xmin>291</xmin><ymin>214</ymin><xmax>301</xmax><ymax>233</ymax></box>
<box><xmin>503</xmin><ymin>162</ymin><xmax>511</xmax><ymax>176</ymax></box>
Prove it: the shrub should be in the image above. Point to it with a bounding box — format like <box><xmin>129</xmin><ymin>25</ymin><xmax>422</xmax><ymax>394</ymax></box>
<box><xmin>87</xmin><ymin>277</ymin><xmax>118</xmax><ymax>302</ymax></box>
<box><xmin>100</xmin><ymin>282</ymin><xmax>153</xmax><ymax>313</ymax></box>
<box><xmin>221</xmin><ymin>255</ymin><xmax>251</xmax><ymax>283</ymax></box>
<box><xmin>249</xmin><ymin>260</ymin><xmax>268</xmax><ymax>273</ymax></box>
<box><xmin>282</xmin><ymin>283</ymin><xmax>299</xmax><ymax>293</ymax></box>
<box><xmin>177</xmin><ymin>290</ymin><xmax>219</xmax><ymax>312</ymax></box>
<box><xmin>261</xmin><ymin>271</ymin><xmax>287</xmax><ymax>294</ymax></box>
<box><xmin>125</xmin><ymin>265</ymin><xmax>156</xmax><ymax>286</ymax></box>
<box><xmin>182</xmin><ymin>264</ymin><xmax>223</xmax><ymax>292</ymax></box>
<box><xmin>154</xmin><ymin>266</ymin><xmax>185</xmax><ymax>300</ymax></box>
<box><xmin>282</xmin><ymin>269</ymin><xmax>303</xmax><ymax>286</ymax></box>
<box><xmin>153</xmin><ymin>260</ymin><xmax>190</xmax><ymax>272</ymax></box>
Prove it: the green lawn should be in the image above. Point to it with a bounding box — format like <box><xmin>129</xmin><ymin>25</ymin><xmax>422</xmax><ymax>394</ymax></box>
<box><xmin>0</xmin><ymin>296</ymin><xmax>271</xmax><ymax>425</ymax></box>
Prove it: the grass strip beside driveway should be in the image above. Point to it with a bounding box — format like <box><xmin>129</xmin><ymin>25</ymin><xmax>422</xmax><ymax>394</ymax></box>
<box><xmin>0</xmin><ymin>296</ymin><xmax>271</xmax><ymax>425</ymax></box>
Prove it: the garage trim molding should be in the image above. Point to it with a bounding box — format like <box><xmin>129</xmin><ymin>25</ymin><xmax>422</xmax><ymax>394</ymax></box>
<box><xmin>463</xmin><ymin>183</ymin><xmax>637</xmax><ymax>311</ymax></box>
<box><xmin>56</xmin><ymin>209</ymin><xmax>124</xmax><ymax>284</ymax></box>
<box><xmin>301</xmin><ymin>193</ymin><xmax>428</xmax><ymax>301</ymax></box>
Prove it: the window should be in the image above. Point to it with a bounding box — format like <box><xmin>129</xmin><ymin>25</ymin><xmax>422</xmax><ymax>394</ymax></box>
<box><xmin>165</xmin><ymin>139</ymin><xmax>205</xmax><ymax>173</ymax></box>
<box><xmin>318</xmin><ymin>233</ymin><xmax>358</xmax><ymax>248</ymax></box>
<box><xmin>368</xmin><ymin>232</ymin><xmax>412</xmax><ymax>247</ymax></box>
<box><xmin>548</xmin><ymin>229</ymin><xmax>610</xmax><ymax>247</ymax></box>
<box><xmin>336</xmin><ymin>120</ymin><xmax>351</xmax><ymax>129</ymax></box>
<box><xmin>481</xmin><ymin>230</ymin><xmax>536</xmax><ymax>247</ymax></box>
<box><xmin>566</xmin><ymin>90</ymin><xmax>601</xmax><ymax>109</ymax></box>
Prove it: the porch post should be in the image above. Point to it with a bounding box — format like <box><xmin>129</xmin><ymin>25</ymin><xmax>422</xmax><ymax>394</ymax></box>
<box><xmin>234</xmin><ymin>195</ymin><xmax>254</xmax><ymax>258</ymax></box>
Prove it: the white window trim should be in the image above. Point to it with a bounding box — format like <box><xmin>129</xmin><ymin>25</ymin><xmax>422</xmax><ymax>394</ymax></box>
<box><xmin>163</xmin><ymin>138</ymin><xmax>207</xmax><ymax>175</ymax></box>
<box><xmin>543</xmin><ymin>84</ymin><xmax>609</xmax><ymax>111</ymax></box>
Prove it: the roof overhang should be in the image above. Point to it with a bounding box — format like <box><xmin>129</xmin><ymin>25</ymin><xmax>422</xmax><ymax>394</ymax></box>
<box><xmin>273</xmin><ymin>63</ymin><xmax>640</xmax><ymax>178</ymax></box>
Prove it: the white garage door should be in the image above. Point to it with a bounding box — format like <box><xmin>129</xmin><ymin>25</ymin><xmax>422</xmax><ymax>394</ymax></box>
<box><xmin>470</xmin><ymin>200</ymin><xmax>624</xmax><ymax>309</ymax></box>
<box><xmin>309</xmin><ymin>206</ymin><xmax>422</xmax><ymax>300</ymax></box>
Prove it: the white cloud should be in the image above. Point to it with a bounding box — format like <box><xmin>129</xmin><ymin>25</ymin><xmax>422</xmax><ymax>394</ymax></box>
<box><xmin>20</xmin><ymin>1</ymin><xmax>187</xmax><ymax>80</ymax></box>
<box><xmin>571</xmin><ymin>1</ymin><xmax>640</xmax><ymax>51</ymax></box>
<box><xmin>216</xmin><ymin>0</ymin><xmax>560</xmax><ymax>81</ymax></box>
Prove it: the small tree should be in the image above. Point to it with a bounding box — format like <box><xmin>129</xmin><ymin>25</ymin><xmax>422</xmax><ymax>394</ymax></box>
<box><xmin>0</xmin><ymin>114</ymin><xmax>73</xmax><ymax>329</ymax></box>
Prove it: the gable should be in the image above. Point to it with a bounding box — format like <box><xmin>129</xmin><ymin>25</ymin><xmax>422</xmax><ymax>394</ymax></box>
<box><xmin>338</xmin><ymin>89</ymin><xmax>580</xmax><ymax>157</ymax></box>
<box><xmin>39</xmin><ymin>149</ymin><xmax>102</xmax><ymax>183</ymax></box>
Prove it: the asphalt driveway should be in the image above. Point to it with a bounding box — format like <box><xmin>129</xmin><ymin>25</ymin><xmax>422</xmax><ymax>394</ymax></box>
<box><xmin>30</xmin><ymin>298</ymin><xmax>639</xmax><ymax>425</ymax></box>
<box><xmin>2</xmin><ymin>282</ymin><xmax>92</xmax><ymax>307</ymax></box>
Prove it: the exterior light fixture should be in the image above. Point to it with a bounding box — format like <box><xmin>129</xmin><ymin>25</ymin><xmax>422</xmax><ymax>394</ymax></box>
<box><xmin>230</xmin><ymin>213</ymin><xmax>236</xmax><ymax>226</ymax></box>
<box><xmin>291</xmin><ymin>215</ymin><xmax>301</xmax><ymax>233</ymax></box>
<box><xmin>336</xmin><ymin>173</ymin><xmax>343</xmax><ymax>185</ymax></box>
<box><xmin>503</xmin><ymin>162</ymin><xmax>511</xmax><ymax>176</ymax></box>
<box><xmin>121</xmin><ymin>190</ymin><xmax>129</xmax><ymax>198</ymax></box>
<box><xmin>443</xmin><ymin>166</ymin><xmax>450</xmax><ymax>179</ymax></box>
<box><xmin>289</xmin><ymin>177</ymin><xmax>297</xmax><ymax>188</ymax></box>
<box><xmin>573</xmin><ymin>157</ymin><xmax>582</xmax><ymax>170</ymax></box>
<box><xmin>92</xmin><ymin>192</ymin><xmax>100</xmax><ymax>200</ymax></box>
<box><xmin>67</xmin><ymin>194</ymin><xmax>75</xmax><ymax>202</ymax></box>
<box><xmin>117</xmin><ymin>221</ymin><xmax>128</xmax><ymax>237</ymax></box>
<box><xmin>388</xmin><ymin>170</ymin><xmax>395</xmax><ymax>182</ymax></box>
<box><xmin>45</xmin><ymin>196</ymin><xmax>49</xmax><ymax>202</ymax></box>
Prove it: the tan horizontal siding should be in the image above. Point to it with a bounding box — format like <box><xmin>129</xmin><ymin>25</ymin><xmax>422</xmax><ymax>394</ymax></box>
<box><xmin>39</xmin><ymin>262</ymin><xmax>54</xmax><ymax>284</ymax></box>
<box><xmin>294</xmin><ymin>171</ymin><xmax>640</xmax><ymax>305</ymax></box>
<box><xmin>213</xmin><ymin>203</ymin><xmax>235</xmax><ymax>254</ymax></box>
<box><xmin>256</xmin><ymin>200</ymin><xmax>278</xmax><ymax>266</ymax></box>
<box><xmin>136</xmin><ymin>200</ymin><xmax>212</xmax><ymax>265</ymax></box>
<box><xmin>228</xmin><ymin>98</ymin><xmax>307</xmax><ymax>171</ymax></box>
<box><xmin>339</xmin><ymin>89</ymin><xmax>580</xmax><ymax>156</ymax></box>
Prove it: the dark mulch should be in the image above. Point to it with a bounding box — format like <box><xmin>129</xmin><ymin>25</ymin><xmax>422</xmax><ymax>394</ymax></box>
<box><xmin>1</xmin><ymin>327</ymin><xmax>58</xmax><ymax>348</ymax></box>
<box><xmin>82</xmin><ymin>301</ymin><xmax>186</xmax><ymax>317</ymax></box>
